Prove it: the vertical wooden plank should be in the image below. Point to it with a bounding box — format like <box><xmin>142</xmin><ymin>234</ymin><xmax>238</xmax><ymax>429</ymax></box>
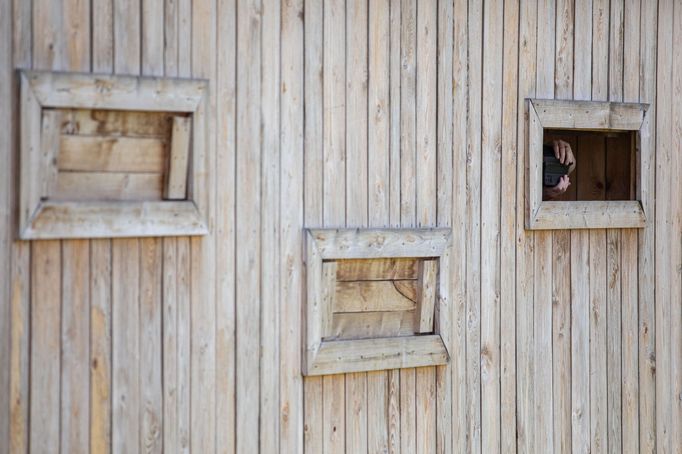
<box><xmin>261</xmin><ymin>0</ymin><xmax>281</xmax><ymax>452</ymax></box>
<box><xmin>215</xmin><ymin>0</ymin><xmax>237</xmax><ymax>453</ymax></box>
<box><xmin>142</xmin><ymin>0</ymin><xmax>164</xmax><ymax>75</ymax></box>
<box><xmin>90</xmin><ymin>240</ymin><xmax>112</xmax><ymax>454</ymax></box>
<box><xmin>176</xmin><ymin>238</ymin><xmax>191</xmax><ymax>453</ymax></box>
<box><xmin>400</xmin><ymin>368</ymin><xmax>416</xmax><ymax>453</ymax></box>
<box><xmin>93</xmin><ymin>0</ymin><xmax>114</xmax><ymax>72</ymax></box>
<box><xmin>388</xmin><ymin>0</ymin><xmax>401</xmax><ymax>227</ymax></box>
<box><xmin>576</xmin><ymin>135</ymin><xmax>606</xmax><ymax>201</ymax></box>
<box><xmin>552</xmin><ymin>231</ymin><xmax>572</xmax><ymax>454</ymax></box>
<box><xmin>347</xmin><ymin>373</ymin><xmax>369</xmax><ymax>454</ymax></box>
<box><xmin>165</xmin><ymin>116</ymin><xmax>192</xmax><ymax>200</ymax></box>
<box><xmin>9</xmin><ymin>244</ymin><xmax>30</xmax><ymax>454</ymax></box>
<box><xmin>387</xmin><ymin>369</ymin><xmax>401</xmax><ymax>454</ymax></box>
<box><xmin>637</xmin><ymin>1</ymin><xmax>657</xmax><ymax>450</ymax></box>
<box><xmin>303</xmin><ymin>0</ymin><xmax>324</xmax><ymax>450</ymax></box>
<box><xmin>592</xmin><ymin>0</ymin><xmax>609</xmax><ymax>101</ymax></box>
<box><xmin>323</xmin><ymin>375</ymin><xmax>345</xmax><ymax>454</ymax></box>
<box><xmin>620</xmin><ymin>228</ymin><xmax>639</xmax><ymax>453</ymax></box>
<box><xmin>606</xmin><ymin>229</ymin><xmax>622</xmax><ymax>454</ymax></box>
<box><xmin>500</xmin><ymin>0</ymin><xmax>519</xmax><ymax>451</ymax></box>
<box><xmin>369</xmin><ymin>0</ymin><xmax>391</xmax><ymax>227</ymax></box>
<box><xmin>323</xmin><ymin>0</ymin><xmax>346</xmax><ymax>227</ymax></box>
<box><xmin>112</xmin><ymin>239</ymin><xmax>140</xmax><ymax>454</ymax></box>
<box><xmin>400</xmin><ymin>0</ymin><xmax>417</xmax><ymax>227</ymax></box>
<box><xmin>451</xmin><ymin>0</ymin><xmax>468</xmax><ymax>451</ymax></box>
<box><xmin>235</xmin><ymin>0</ymin><xmax>263</xmax><ymax>449</ymax></box>
<box><xmin>33</xmin><ymin>0</ymin><xmax>63</xmax><ymax>70</ymax></box>
<box><xmin>436</xmin><ymin>1</ymin><xmax>454</xmax><ymax>452</ymax></box>
<box><xmin>139</xmin><ymin>239</ymin><xmax>163</xmax><ymax>454</ymax></box>
<box><xmin>534</xmin><ymin>0</ymin><xmax>554</xmax><ymax>452</ymax></box>
<box><xmin>346</xmin><ymin>0</ymin><xmax>369</xmax><ymax>227</ymax></box>
<box><xmin>481</xmin><ymin>0</ymin><xmax>503</xmax><ymax>451</ymax></box>
<box><xmin>589</xmin><ymin>230</ymin><xmax>608</xmax><ymax>454</ymax></box>
<box><xmin>61</xmin><ymin>240</ymin><xmax>90</xmax><ymax>454</ymax></box>
<box><xmin>416</xmin><ymin>368</ymin><xmax>436</xmax><ymax>454</ymax></box>
<box><xmin>466</xmin><ymin>0</ymin><xmax>482</xmax><ymax>451</ymax></box>
<box><xmin>0</xmin><ymin>0</ymin><xmax>12</xmax><ymax>450</ymax></box>
<box><xmin>304</xmin><ymin>378</ymin><xmax>323</xmax><ymax>454</ymax></box>
<box><xmin>415</xmin><ymin>0</ymin><xmax>437</xmax><ymax>227</ymax></box>
<box><xmin>114</xmin><ymin>0</ymin><xmax>140</xmax><ymax>75</ymax></box>
<box><xmin>162</xmin><ymin>238</ymin><xmax>179</xmax><ymax>452</ymax></box>
<box><xmin>671</xmin><ymin>3</ymin><xmax>682</xmax><ymax>452</ymax></box>
<box><xmin>533</xmin><ymin>232</ymin><xmax>553</xmax><ymax>454</ymax></box>
<box><xmin>655</xmin><ymin>1</ymin><xmax>673</xmax><ymax>452</ymax></box>
<box><xmin>29</xmin><ymin>241</ymin><xmax>62</xmax><ymax>454</ymax></box>
<box><xmin>571</xmin><ymin>230</ymin><xmax>591</xmax><ymax>454</ymax></box>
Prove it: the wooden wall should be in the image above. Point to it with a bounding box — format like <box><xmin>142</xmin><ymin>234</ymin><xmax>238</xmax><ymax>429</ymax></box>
<box><xmin>0</xmin><ymin>1</ymin><xmax>680</xmax><ymax>453</ymax></box>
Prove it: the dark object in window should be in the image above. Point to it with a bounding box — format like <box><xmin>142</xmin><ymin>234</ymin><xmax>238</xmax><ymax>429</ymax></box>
<box><xmin>543</xmin><ymin>145</ymin><xmax>570</xmax><ymax>187</ymax></box>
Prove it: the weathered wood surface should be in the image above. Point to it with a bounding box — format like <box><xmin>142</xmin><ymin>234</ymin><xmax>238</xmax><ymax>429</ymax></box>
<box><xmin>2</xmin><ymin>1</ymin><xmax>681</xmax><ymax>454</ymax></box>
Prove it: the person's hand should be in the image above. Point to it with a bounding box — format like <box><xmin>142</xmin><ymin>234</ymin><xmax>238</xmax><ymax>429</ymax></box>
<box><xmin>544</xmin><ymin>175</ymin><xmax>571</xmax><ymax>200</ymax></box>
<box><xmin>553</xmin><ymin>139</ymin><xmax>575</xmax><ymax>171</ymax></box>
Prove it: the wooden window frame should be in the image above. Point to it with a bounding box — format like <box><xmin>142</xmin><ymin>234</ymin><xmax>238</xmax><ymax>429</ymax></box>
<box><xmin>526</xmin><ymin>98</ymin><xmax>650</xmax><ymax>230</ymax></box>
<box><xmin>19</xmin><ymin>70</ymin><xmax>209</xmax><ymax>239</ymax></box>
<box><xmin>303</xmin><ymin>228</ymin><xmax>452</xmax><ymax>376</ymax></box>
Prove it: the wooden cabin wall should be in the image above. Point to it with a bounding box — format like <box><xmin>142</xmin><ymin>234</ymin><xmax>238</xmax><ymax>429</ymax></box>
<box><xmin>0</xmin><ymin>1</ymin><xmax>680</xmax><ymax>454</ymax></box>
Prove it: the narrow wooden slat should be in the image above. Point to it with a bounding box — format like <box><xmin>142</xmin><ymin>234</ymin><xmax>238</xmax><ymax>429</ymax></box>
<box><xmin>53</xmin><ymin>171</ymin><xmax>163</xmax><ymax>201</ymax></box>
<box><xmin>346</xmin><ymin>0</ymin><xmax>368</xmax><ymax>228</ymax></box>
<box><xmin>29</xmin><ymin>241</ymin><xmax>61</xmax><ymax>454</ymax></box>
<box><xmin>400</xmin><ymin>368</ymin><xmax>417</xmax><ymax>453</ymax></box>
<box><xmin>61</xmin><ymin>109</ymin><xmax>174</xmax><ymax>138</ymax></box>
<box><xmin>58</xmin><ymin>135</ymin><xmax>166</xmax><ymax>174</ymax></box>
<box><xmin>19</xmin><ymin>72</ymin><xmax>44</xmax><ymax>234</ymax></box>
<box><xmin>61</xmin><ymin>240</ymin><xmax>90</xmax><ymax>454</ymax></box>
<box><xmin>260</xmin><ymin>2</ymin><xmax>281</xmax><ymax>451</ymax></box>
<box><xmin>139</xmin><ymin>238</ymin><xmax>163</xmax><ymax>453</ymax></box>
<box><xmin>620</xmin><ymin>229</ymin><xmax>639</xmax><ymax>452</ymax></box>
<box><xmin>333</xmin><ymin>280</ymin><xmax>417</xmax><ymax>313</ymax></box>
<box><xmin>90</xmin><ymin>239</ymin><xmax>112</xmax><ymax>454</ymax></box>
<box><xmin>40</xmin><ymin>110</ymin><xmax>62</xmax><ymax>198</ymax></box>
<box><xmin>320</xmin><ymin>261</ymin><xmax>337</xmax><ymax>336</ymax></box>
<box><xmin>165</xmin><ymin>116</ymin><xmax>191</xmax><ymax>199</ymax></box>
<box><xmin>552</xmin><ymin>231</ymin><xmax>571</xmax><ymax>454</ymax></box>
<box><xmin>606</xmin><ymin>229</ymin><xmax>623</xmax><ymax>454</ymax></box>
<box><xmin>142</xmin><ymin>0</ymin><xmax>164</xmax><ymax>76</ymax></box>
<box><xmin>329</xmin><ymin>310</ymin><xmax>416</xmax><ymax>340</ymax></box>
<box><xmin>387</xmin><ymin>369</ymin><xmax>400</xmax><ymax>454</ymax></box>
<box><xmin>322</xmin><ymin>0</ymin><xmax>345</xmax><ymax>227</ymax></box>
<box><xmin>369</xmin><ymin>0</ymin><xmax>390</xmax><ymax>227</ymax></box>
<box><xmin>0</xmin><ymin>0</ymin><xmax>12</xmax><ymax>449</ymax></box>
<box><xmin>176</xmin><ymin>238</ymin><xmax>191</xmax><ymax>452</ymax></box>
<box><xmin>112</xmin><ymin>239</ymin><xmax>140</xmax><ymax>454</ymax></box>
<box><xmin>533</xmin><ymin>231</ymin><xmax>553</xmax><ymax>454</ymax></box>
<box><xmin>304</xmin><ymin>378</ymin><xmax>323</xmax><ymax>454</ymax></box>
<box><xmin>9</xmin><ymin>245</ymin><xmax>30</xmax><ymax>454</ymax></box>
<box><xmin>215</xmin><ymin>0</ymin><xmax>237</xmax><ymax>451</ymax></box>
<box><xmin>500</xmin><ymin>0</ymin><xmax>519</xmax><ymax>450</ymax></box>
<box><xmin>93</xmin><ymin>0</ymin><xmax>114</xmax><ymax>72</ymax></box>
<box><xmin>590</xmin><ymin>230</ymin><xmax>608</xmax><ymax>454</ymax></box>
<box><xmin>368</xmin><ymin>371</ymin><xmax>388</xmax><ymax>453</ymax></box>
<box><xmin>416</xmin><ymin>367</ymin><xmax>436</xmax><ymax>454</ymax></box>
<box><xmin>466</xmin><ymin>0</ymin><xmax>483</xmax><ymax>450</ymax></box>
<box><xmin>280</xmin><ymin>1</ymin><xmax>304</xmax><ymax>453</ymax></box>
<box><xmin>451</xmin><ymin>0</ymin><xmax>469</xmax><ymax>450</ymax></box>
<box><xmin>323</xmin><ymin>376</ymin><xmax>345</xmax><ymax>454</ymax></box>
<box><xmin>346</xmin><ymin>373</ymin><xmax>368</xmax><ymax>454</ymax></box>
<box><xmin>637</xmin><ymin>2</ymin><xmax>657</xmax><ymax>450</ymax></box>
<box><xmin>415</xmin><ymin>259</ymin><xmax>437</xmax><ymax>332</ymax></box>
<box><xmin>415</xmin><ymin>0</ymin><xmax>437</xmax><ymax>227</ymax></box>
<box><xmin>336</xmin><ymin>258</ymin><xmax>419</xmax><ymax>281</ymax></box>
<box><xmin>481</xmin><ymin>0</ymin><xmax>503</xmax><ymax>450</ymax></box>
<box><xmin>388</xmin><ymin>0</ymin><xmax>401</xmax><ymax>227</ymax></box>
<box><xmin>400</xmin><ymin>0</ymin><xmax>417</xmax><ymax>227</ymax></box>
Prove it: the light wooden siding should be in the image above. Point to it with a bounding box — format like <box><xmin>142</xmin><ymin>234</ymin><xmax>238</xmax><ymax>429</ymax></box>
<box><xmin>1</xmin><ymin>1</ymin><xmax>682</xmax><ymax>454</ymax></box>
